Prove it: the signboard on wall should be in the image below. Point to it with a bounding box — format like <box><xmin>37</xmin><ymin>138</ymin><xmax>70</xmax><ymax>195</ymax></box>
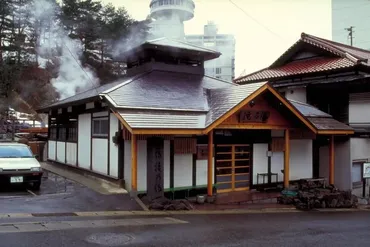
<box><xmin>363</xmin><ymin>163</ymin><xmax>370</xmax><ymax>179</ymax></box>
<box><xmin>239</xmin><ymin>111</ymin><xmax>270</xmax><ymax>123</ymax></box>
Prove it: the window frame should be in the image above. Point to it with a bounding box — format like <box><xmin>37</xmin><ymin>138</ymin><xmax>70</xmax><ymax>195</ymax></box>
<box><xmin>92</xmin><ymin>117</ymin><xmax>109</xmax><ymax>138</ymax></box>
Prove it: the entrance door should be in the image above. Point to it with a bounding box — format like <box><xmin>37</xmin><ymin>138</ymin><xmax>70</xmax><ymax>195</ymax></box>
<box><xmin>215</xmin><ymin>144</ymin><xmax>251</xmax><ymax>193</ymax></box>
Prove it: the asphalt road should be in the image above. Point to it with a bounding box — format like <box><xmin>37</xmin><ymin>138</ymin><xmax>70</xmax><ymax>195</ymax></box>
<box><xmin>0</xmin><ymin>171</ymin><xmax>141</xmax><ymax>214</ymax></box>
<box><xmin>1</xmin><ymin>211</ymin><xmax>370</xmax><ymax>247</ymax></box>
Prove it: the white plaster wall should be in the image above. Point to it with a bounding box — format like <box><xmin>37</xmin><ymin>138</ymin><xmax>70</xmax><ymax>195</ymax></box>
<box><xmin>350</xmin><ymin>138</ymin><xmax>370</xmax><ymax>161</ymax></box>
<box><xmin>284</xmin><ymin>87</ymin><xmax>307</xmax><ymax>103</ymax></box>
<box><xmin>92</xmin><ymin>138</ymin><xmax>108</xmax><ymax>175</ymax></box>
<box><xmin>262</xmin><ymin>140</ymin><xmax>313</xmax><ymax>183</ymax></box>
<box><xmin>253</xmin><ymin>143</ymin><xmax>268</xmax><ymax>185</ymax></box>
<box><xmin>289</xmin><ymin>140</ymin><xmax>312</xmax><ymax>180</ymax></box>
<box><xmin>78</xmin><ymin>114</ymin><xmax>91</xmax><ymax>169</ymax></box>
<box><xmin>349</xmin><ymin>98</ymin><xmax>370</xmax><ymax>124</ymax></box>
<box><xmin>124</xmin><ymin>140</ymin><xmax>132</xmax><ymax>191</ymax></box>
<box><xmin>109</xmin><ymin>113</ymin><xmax>119</xmax><ymax>178</ymax></box>
<box><xmin>56</xmin><ymin>141</ymin><xmax>66</xmax><ymax>163</ymax></box>
<box><xmin>48</xmin><ymin>140</ymin><xmax>56</xmax><ymax>160</ymax></box>
<box><xmin>66</xmin><ymin>142</ymin><xmax>77</xmax><ymax>166</ymax></box>
<box><xmin>320</xmin><ymin>140</ymin><xmax>352</xmax><ymax>190</ymax></box>
<box><xmin>174</xmin><ymin>154</ymin><xmax>193</xmax><ymax>188</ymax></box>
<box><xmin>271</xmin><ymin>152</ymin><xmax>284</xmax><ymax>182</ymax></box>
<box><xmin>196</xmin><ymin>159</ymin><xmax>215</xmax><ymax>186</ymax></box>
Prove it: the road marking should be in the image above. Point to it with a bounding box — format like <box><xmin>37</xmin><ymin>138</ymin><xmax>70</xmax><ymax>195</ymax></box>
<box><xmin>27</xmin><ymin>190</ymin><xmax>37</xmax><ymax>196</ymax></box>
<box><xmin>0</xmin><ymin>217</ymin><xmax>189</xmax><ymax>233</ymax></box>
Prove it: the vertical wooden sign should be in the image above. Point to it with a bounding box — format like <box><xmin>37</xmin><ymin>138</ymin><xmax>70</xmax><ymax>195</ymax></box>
<box><xmin>147</xmin><ymin>137</ymin><xmax>164</xmax><ymax>201</ymax></box>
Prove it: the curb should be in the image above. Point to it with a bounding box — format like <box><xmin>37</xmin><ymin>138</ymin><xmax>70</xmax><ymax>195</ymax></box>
<box><xmin>1</xmin><ymin>207</ymin><xmax>368</xmax><ymax>219</ymax></box>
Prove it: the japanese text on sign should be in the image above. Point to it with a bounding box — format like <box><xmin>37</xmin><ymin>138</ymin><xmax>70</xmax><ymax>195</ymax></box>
<box><xmin>239</xmin><ymin>111</ymin><xmax>270</xmax><ymax>123</ymax></box>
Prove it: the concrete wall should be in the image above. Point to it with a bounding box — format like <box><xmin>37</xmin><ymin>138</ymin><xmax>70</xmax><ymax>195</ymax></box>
<box><xmin>319</xmin><ymin>139</ymin><xmax>351</xmax><ymax>190</ymax></box>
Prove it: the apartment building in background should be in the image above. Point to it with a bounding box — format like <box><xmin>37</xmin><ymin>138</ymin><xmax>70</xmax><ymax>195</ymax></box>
<box><xmin>186</xmin><ymin>22</ymin><xmax>236</xmax><ymax>82</ymax></box>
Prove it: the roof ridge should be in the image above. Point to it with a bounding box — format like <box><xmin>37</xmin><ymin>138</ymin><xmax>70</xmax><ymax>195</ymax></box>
<box><xmin>301</xmin><ymin>33</ymin><xmax>367</xmax><ymax>64</ymax></box>
<box><xmin>204</xmin><ymin>74</ymin><xmax>238</xmax><ymax>85</ymax></box>
<box><xmin>234</xmin><ymin>67</ymin><xmax>271</xmax><ymax>83</ymax></box>
<box><xmin>101</xmin><ymin>71</ymin><xmax>150</xmax><ymax>95</ymax></box>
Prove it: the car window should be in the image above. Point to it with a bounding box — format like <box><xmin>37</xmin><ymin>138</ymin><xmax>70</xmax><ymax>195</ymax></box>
<box><xmin>0</xmin><ymin>145</ymin><xmax>33</xmax><ymax>158</ymax></box>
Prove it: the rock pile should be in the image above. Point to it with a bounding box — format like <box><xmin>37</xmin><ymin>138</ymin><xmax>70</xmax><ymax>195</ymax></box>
<box><xmin>277</xmin><ymin>179</ymin><xmax>358</xmax><ymax>210</ymax></box>
<box><xmin>148</xmin><ymin>197</ymin><xmax>194</xmax><ymax>211</ymax></box>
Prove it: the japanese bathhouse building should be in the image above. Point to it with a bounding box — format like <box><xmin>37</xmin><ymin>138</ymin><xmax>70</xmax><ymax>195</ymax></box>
<box><xmin>38</xmin><ymin>37</ymin><xmax>353</xmax><ymax>200</ymax></box>
<box><xmin>234</xmin><ymin>32</ymin><xmax>370</xmax><ymax>191</ymax></box>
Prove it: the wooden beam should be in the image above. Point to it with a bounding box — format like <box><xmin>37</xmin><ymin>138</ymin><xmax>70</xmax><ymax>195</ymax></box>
<box><xmin>132</xmin><ymin>129</ymin><xmax>203</xmax><ymax>135</ymax></box>
<box><xmin>266</xmin><ymin>85</ymin><xmax>317</xmax><ymax>134</ymax></box>
<box><xmin>207</xmin><ymin>131</ymin><xmax>214</xmax><ymax>196</ymax></box>
<box><xmin>317</xmin><ymin>130</ymin><xmax>354</xmax><ymax>135</ymax></box>
<box><xmin>329</xmin><ymin>135</ymin><xmax>335</xmax><ymax>185</ymax></box>
<box><xmin>284</xmin><ymin>129</ymin><xmax>290</xmax><ymax>188</ymax></box>
<box><xmin>216</xmin><ymin>124</ymin><xmax>290</xmax><ymax>130</ymax></box>
<box><xmin>112</xmin><ymin>111</ymin><xmax>133</xmax><ymax>134</ymax></box>
<box><xmin>131</xmin><ymin>134</ymin><xmax>138</xmax><ymax>192</ymax></box>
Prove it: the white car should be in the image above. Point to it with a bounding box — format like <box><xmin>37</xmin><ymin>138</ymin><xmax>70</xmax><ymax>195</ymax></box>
<box><xmin>0</xmin><ymin>142</ymin><xmax>43</xmax><ymax>190</ymax></box>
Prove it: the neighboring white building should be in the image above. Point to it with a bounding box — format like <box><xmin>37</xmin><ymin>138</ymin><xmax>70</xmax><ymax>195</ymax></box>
<box><xmin>148</xmin><ymin>0</ymin><xmax>195</xmax><ymax>40</ymax></box>
<box><xmin>186</xmin><ymin>22</ymin><xmax>236</xmax><ymax>82</ymax></box>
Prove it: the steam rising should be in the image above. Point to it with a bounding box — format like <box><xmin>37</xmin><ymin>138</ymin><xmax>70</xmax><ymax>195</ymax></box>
<box><xmin>31</xmin><ymin>0</ymin><xmax>99</xmax><ymax>100</ymax></box>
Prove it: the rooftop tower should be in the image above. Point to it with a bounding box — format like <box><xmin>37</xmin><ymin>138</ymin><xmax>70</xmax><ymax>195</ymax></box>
<box><xmin>149</xmin><ymin>0</ymin><xmax>195</xmax><ymax>40</ymax></box>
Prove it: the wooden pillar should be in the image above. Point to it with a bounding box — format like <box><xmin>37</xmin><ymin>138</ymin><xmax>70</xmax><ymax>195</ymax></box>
<box><xmin>284</xmin><ymin>129</ymin><xmax>290</xmax><ymax>188</ymax></box>
<box><xmin>329</xmin><ymin>135</ymin><xmax>335</xmax><ymax>185</ymax></box>
<box><xmin>207</xmin><ymin>131</ymin><xmax>213</xmax><ymax>196</ymax></box>
<box><xmin>131</xmin><ymin>134</ymin><xmax>138</xmax><ymax>192</ymax></box>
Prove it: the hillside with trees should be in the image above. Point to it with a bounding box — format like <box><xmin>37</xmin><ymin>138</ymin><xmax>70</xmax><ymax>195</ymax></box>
<box><xmin>0</xmin><ymin>0</ymin><xmax>150</xmax><ymax>119</ymax></box>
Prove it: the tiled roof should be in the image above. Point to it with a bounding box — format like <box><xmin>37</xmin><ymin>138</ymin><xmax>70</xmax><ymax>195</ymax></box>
<box><xmin>289</xmin><ymin>100</ymin><xmax>332</xmax><ymax>118</ymax></box>
<box><xmin>234</xmin><ymin>32</ymin><xmax>370</xmax><ymax>83</ymax></box>
<box><xmin>235</xmin><ymin>57</ymin><xmax>354</xmax><ymax>83</ymax></box>
<box><xmin>104</xmin><ymin>70</ymin><xmax>236</xmax><ymax>112</ymax></box>
<box><xmin>118</xmin><ymin>110</ymin><xmax>206</xmax><ymax>129</ymax></box>
<box><xmin>307</xmin><ymin>117</ymin><xmax>353</xmax><ymax>131</ymax></box>
<box><xmin>206</xmin><ymin>81</ymin><xmax>267</xmax><ymax>126</ymax></box>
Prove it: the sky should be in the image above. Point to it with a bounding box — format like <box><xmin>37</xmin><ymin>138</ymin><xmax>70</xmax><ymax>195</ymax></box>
<box><xmin>102</xmin><ymin>0</ymin><xmax>332</xmax><ymax>77</ymax></box>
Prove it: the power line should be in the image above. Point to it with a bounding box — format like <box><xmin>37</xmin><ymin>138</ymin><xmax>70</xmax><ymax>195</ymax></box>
<box><xmin>345</xmin><ymin>26</ymin><xmax>355</xmax><ymax>46</ymax></box>
<box><xmin>228</xmin><ymin>0</ymin><xmax>286</xmax><ymax>42</ymax></box>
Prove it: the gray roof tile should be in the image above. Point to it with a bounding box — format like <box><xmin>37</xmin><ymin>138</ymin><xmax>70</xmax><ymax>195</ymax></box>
<box><xmin>106</xmin><ymin>71</ymin><xmax>235</xmax><ymax>111</ymax></box>
<box><xmin>206</xmin><ymin>81</ymin><xmax>268</xmax><ymax>126</ymax></box>
<box><xmin>119</xmin><ymin>110</ymin><xmax>206</xmax><ymax>129</ymax></box>
<box><xmin>289</xmin><ymin>100</ymin><xmax>331</xmax><ymax>117</ymax></box>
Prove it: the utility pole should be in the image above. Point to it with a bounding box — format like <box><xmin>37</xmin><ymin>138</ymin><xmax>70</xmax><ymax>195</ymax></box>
<box><xmin>345</xmin><ymin>26</ymin><xmax>355</xmax><ymax>46</ymax></box>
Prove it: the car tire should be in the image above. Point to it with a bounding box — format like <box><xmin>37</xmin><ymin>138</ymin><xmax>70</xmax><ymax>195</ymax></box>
<box><xmin>32</xmin><ymin>181</ymin><xmax>41</xmax><ymax>191</ymax></box>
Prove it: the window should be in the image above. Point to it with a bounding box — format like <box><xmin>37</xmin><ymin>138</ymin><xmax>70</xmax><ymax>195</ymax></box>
<box><xmin>0</xmin><ymin>145</ymin><xmax>33</xmax><ymax>158</ymax></box>
<box><xmin>92</xmin><ymin>117</ymin><xmax>109</xmax><ymax>137</ymax></box>
<box><xmin>50</xmin><ymin>128</ymin><xmax>57</xmax><ymax>140</ymax></box>
<box><xmin>58</xmin><ymin>127</ymin><xmax>66</xmax><ymax>141</ymax></box>
<box><xmin>68</xmin><ymin>127</ymin><xmax>77</xmax><ymax>142</ymax></box>
<box><xmin>216</xmin><ymin>68</ymin><xmax>222</xmax><ymax>74</ymax></box>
